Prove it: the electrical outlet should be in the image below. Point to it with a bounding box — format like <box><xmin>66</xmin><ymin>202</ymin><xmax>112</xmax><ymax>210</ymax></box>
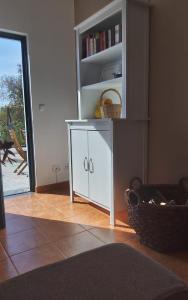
<box><xmin>52</xmin><ymin>165</ymin><xmax>61</xmax><ymax>173</ymax></box>
<box><xmin>64</xmin><ymin>164</ymin><xmax>69</xmax><ymax>170</ymax></box>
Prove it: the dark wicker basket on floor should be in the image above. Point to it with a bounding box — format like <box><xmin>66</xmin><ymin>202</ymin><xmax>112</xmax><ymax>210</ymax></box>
<box><xmin>126</xmin><ymin>178</ymin><xmax>188</xmax><ymax>253</ymax></box>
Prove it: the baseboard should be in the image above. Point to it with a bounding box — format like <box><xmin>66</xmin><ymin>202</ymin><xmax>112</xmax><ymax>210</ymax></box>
<box><xmin>36</xmin><ymin>181</ymin><xmax>69</xmax><ymax>193</ymax></box>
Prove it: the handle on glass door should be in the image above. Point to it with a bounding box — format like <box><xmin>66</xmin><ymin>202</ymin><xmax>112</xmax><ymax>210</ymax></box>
<box><xmin>89</xmin><ymin>158</ymin><xmax>94</xmax><ymax>173</ymax></box>
<box><xmin>83</xmin><ymin>157</ymin><xmax>89</xmax><ymax>172</ymax></box>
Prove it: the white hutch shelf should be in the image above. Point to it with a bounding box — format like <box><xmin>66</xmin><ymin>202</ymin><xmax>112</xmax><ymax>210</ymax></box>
<box><xmin>81</xmin><ymin>42</ymin><xmax>122</xmax><ymax>64</ymax></box>
<box><xmin>82</xmin><ymin>77</ymin><xmax>122</xmax><ymax>90</ymax></box>
<box><xmin>66</xmin><ymin>0</ymin><xmax>150</xmax><ymax>225</ymax></box>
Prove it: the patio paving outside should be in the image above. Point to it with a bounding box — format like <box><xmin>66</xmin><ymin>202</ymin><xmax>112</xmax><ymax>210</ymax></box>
<box><xmin>1</xmin><ymin>148</ymin><xmax>30</xmax><ymax>197</ymax></box>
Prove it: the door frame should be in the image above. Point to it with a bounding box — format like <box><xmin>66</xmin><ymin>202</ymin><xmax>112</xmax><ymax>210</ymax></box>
<box><xmin>0</xmin><ymin>31</ymin><xmax>35</xmax><ymax>192</ymax></box>
<box><xmin>0</xmin><ymin>164</ymin><xmax>5</xmax><ymax>228</ymax></box>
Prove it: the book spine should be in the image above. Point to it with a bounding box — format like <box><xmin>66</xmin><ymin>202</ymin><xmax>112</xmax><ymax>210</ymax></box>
<box><xmin>93</xmin><ymin>36</ymin><xmax>97</xmax><ymax>54</ymax></box>
<box><xmin>111</xmin><ymin>26</ymin><xmax>115</xmax><ymax>46</ymax></box>
<box><xmin>108</xmin><ymin>29</ymin><xmax>111</xmax><ymax>48</ymax></box>
<box><xmin>90</xmin><ymin>35</ymin><xmax>94</xmax><ymax>56</ymax></box>
<box><xmin>84</xmin><ymin>25</ymin><xmax>121</xmax><ymax>56</ymax></box>
<box><xmin>115</xmin><ymin>24</ymin><xmax>120</xmax><ymax>44</ymax></box>
<box><xmin>95</xmin><ymin>32</ymin><xmax>100</xmax><ymax>53</ymax></box>
<box><xmin>105</xmin><ymin>30</ymin><xmax>108</xmax><ymax>49</ymax></box>
<box><xmin>82</xmin><ymin>37</ymin><xmax>86</xmax><ymax>59</ymax></box>
<box><xmin>103</xmin><ymin>31</ymin><xmax>106</xmax><ymax>50</ymax></box>
<box><xmin>120</xmin><ymin>24</ymin><xmax>122</xmax><ymax>43</ymax></box>
<box><xmin>86</xmin><ymin>35</ymin><xmax>90</xmax><ymax>57</ymax></box>
<box><xmin>99</xmin><ymin>32</ymin><xmax>103</xmax><ymax>51</ymax></box>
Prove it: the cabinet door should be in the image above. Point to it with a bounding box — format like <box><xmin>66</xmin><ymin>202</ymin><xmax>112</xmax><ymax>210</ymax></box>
<box><xmin>88</xmin><ymin>130</ymin><xmax>111</xmax><ymax>209</ymax></box>
<box><xmin>71</xmin><ymin>130</ymin><xmax>89</xmax><ymax>197</ymax></box>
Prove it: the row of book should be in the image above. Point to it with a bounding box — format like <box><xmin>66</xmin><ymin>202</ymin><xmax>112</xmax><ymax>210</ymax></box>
<box><xmin>82</xmin><ymin>24</ymin><xmax>122</xmax><ymax>59</ymax></box>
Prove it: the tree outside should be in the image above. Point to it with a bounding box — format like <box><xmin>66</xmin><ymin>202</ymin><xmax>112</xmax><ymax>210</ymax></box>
<box><xmin>0</xmin><ymin>64</ymin><xmax>25</xmax><ymax>145</ymax></box>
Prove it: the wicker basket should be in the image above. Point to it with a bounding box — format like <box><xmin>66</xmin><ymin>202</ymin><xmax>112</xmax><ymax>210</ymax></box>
<box><xmin>125</xmin><ymin>178</ymin><xmax>188</xmax><ymax>253</ymax></box>
<box><xmin>100</xmin><ymin>88</ymin><xmax>122</xmax><ymax>118</ymax></box>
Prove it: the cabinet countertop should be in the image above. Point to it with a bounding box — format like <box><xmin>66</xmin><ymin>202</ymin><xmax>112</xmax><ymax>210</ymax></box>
<box><xmin>65</xmin><ymin>118</ymin><xmax>150</xmax><ymax>123</ymax></box>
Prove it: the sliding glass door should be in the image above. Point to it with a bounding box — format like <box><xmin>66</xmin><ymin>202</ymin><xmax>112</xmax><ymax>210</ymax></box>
<box><xmin>0</xmin><ymin>32</ymin><xmax>35</xmax><ymax>227</ymax></box>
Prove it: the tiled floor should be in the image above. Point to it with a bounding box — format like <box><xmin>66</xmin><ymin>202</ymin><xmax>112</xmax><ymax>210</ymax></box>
<box><xmin>0</xmin><ymin>191</ymin><xmax>188</xmax><ymax>284</ymax></box>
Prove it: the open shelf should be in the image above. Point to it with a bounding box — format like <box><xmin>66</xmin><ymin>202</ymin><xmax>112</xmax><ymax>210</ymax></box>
<box><xmin>81</xmin><ymin>43</ymin><xmax>122</xmax><ymax>65</ymax></box>
<box><xmin>82</xmin><ymin>77</ymin><xmax>122</xmax><ymax>90</ymax></box>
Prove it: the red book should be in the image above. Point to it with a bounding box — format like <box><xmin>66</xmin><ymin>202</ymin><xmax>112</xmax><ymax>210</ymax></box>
<box><xmin>86</xmin><ymin>35</ymin><xmax>90</xmax><ymax>56</ymax></box>
<box><xmin>103</xmin><ymin>31</ymin><xmax>106</xmax><ymax>50</ymax></box>
<box><xmin>99</xmin><ymin>32</ymin><xmax>103</xmax><ymax>51</ymax></box>
<box><xmin>82</xmin><ymin>37</ymin><xmax>86</xmax><ymax>58</ymax></box>
<box><xmin>95</xmin><ymin>32</ymin><xmax>100</xmax><ymax>52</ymax></box>
<box><xmin>90</xmin><ymin>35</ymin><xmax>94</xmax><ymax>56</ymax></box>
<box><xmin>100</xmin><ymin>31</ymin><xmax>106</xmax><ymax>51</ymax></box>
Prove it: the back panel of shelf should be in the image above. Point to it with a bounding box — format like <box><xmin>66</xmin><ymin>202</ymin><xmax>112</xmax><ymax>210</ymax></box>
<box><xmin>80</xmin><ymin>85</ymin><xmax>123</xmax><ymax>120</ymax></box>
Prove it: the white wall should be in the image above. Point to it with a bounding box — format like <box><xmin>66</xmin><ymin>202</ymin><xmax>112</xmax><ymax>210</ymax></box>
<box><xmin>0</xmin><ymin>0</ymin><xmax>77</xmax><ymax>186</ymax></box>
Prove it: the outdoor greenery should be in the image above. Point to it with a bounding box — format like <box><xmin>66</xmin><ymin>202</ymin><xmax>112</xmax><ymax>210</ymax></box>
<box><xmin>0</xmin><ymin>64</ymin><xmax>25</xmax><ymax>144</ymax></box>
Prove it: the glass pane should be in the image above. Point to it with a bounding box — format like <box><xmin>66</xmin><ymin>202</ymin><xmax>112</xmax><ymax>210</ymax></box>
<box><xmin>0</xmin><ymin>37</ymin><xmax>30</xmax><ymax>196</ymax></box>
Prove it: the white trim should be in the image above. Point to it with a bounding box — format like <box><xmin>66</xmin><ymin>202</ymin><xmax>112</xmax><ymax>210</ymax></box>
<box><xmin>110</xmin><ymin>121</ymin><xmax>115</xmax><ymax>225</ymax></box>
<box><xmin>67</xmin><ymin>125</ymin><xmax>74</xmax><ymax>202</ymax></box>
<box><xmin>82</xmin><ymin>77</ymin><xmax>122</xmax><ymax>90</ymax></box>
<box><xmin>74</xmin><ymin>0</ymin><xmax>122</xmax><ymax>34</ymax></box>
<box><xmin>0</xmin><ymin>28</ymin><xmax>27</xmax><ymax>36</ymax></box>
<box><xmin>75</xmin><ymin>30</ymin><xmax>82</xmax><ymax>119</ymax></box>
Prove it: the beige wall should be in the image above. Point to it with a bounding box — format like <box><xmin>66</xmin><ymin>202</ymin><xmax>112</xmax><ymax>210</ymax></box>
<box><xmin>149</xmin><ymin>0</ymin><xmax>188</xmax><ymax>183</ymax></box>
<box><xmin>74</xmin><ymin>0</ymin><xmax>112</xmax><ymax>24</ymax></box>
<box><xmin>0</xmin><ymin>0</ymin><xmax>77</xmax><ymax>186</ymax></box>
<box><xmin>75</xmin><ymin>0</ymin><xmax>188</xmax><ymax>184</ymax></box>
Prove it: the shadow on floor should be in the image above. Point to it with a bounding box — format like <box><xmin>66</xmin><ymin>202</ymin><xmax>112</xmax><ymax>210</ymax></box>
<box><xmin>0</xmin><ymin>193</ymin><xmax>188</xmax><ymax>284</ymax></box>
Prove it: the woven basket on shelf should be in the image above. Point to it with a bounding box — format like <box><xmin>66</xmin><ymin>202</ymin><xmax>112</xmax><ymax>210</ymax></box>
<box><xmin>100</xmin><ymin>88</ymin><xmax>122</xmax><ymax>118</ymax></box>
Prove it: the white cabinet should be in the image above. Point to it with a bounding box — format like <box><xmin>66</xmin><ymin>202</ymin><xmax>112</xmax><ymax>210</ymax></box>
<box><xmin>71</xmin><ymin>129</ymin><xmax>111</xmax><ymax>209</ymax></box>
<box><xmin>67</xmin><ymin>120</ymin><xmax>148</xmax><ymax>225</ymax></box>
<box><xmin>88</xmin><ymin>130</ymin><xmax>111</xmax><ymax>208</ymax></box>
<box><xmin>66</xmin><ymin>0</ymin><xmax>149</xmax><ymax>225</ymax></box>
<box><xmin>71</xmin><ymin>130</ymin><xmax>89</xmax><ymax>197</ymax></box>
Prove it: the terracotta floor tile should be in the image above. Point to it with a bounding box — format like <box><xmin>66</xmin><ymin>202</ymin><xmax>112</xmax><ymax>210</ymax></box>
<box><xmin>5</xmin><ymin>212</ymin><xmax>20</xmax><ymax>221</ymax></box>
<box><xmin>0</xmin><ymin>216</ymin><xmax>34</xmax><ymax>239</ymax></box>
<box><xmin>0</xmin><ymin>258</ymin><xmax>18</xmax><ymax>282</ymax></box>
<box><xmin>11</xmin><ymin>244</ymin><xmax>65</xmax><ymax>274</ymax></box>
<box><xmin>4</xmin><ymin>204</ymin><xmax>20</xmax><ymax>216</ymax></box>
<box><xmin>38</xmin><ymin>195</ymin><xmax>70</xmax><ymax>207</ymax></box>
<box><xmin>32</xmin><ymin>208</ymin><xmax>65</xmax><ymax>221</ymax></box>
<box><xmin>13</xmin><ymin>206</ymin><xmax>65</xmax><ymax>221</ymax></box>
<box><xmin>55</xmin><ymin>231</ymin><xmax>104</xmax><ymax>257</ymax></box>
<box><xmin>65</xmin><ymin>209</ymin><xmax>110</xmax><ymax>230</ymax></box>
<box><xmin>35</xmin><ymin>219</ymin><xmax>85</xmax><ymax>242</ymax></box>
<box><xmin>55</xmin><ymin>202</ymin><xmax>99</xmax><ymax>219</ymax></box>
<box><xmin>1</xmin><ymin>228</ymin><xmax>49</xmax><ymax>256</ymax></box>
<box><xmin>89</xmin><ymin>227</ymin><xmax>136</xmax><ymax>244</ymax></box>
<box><xmin>14</xmin><ymin>199</ymin><xmax>45</xmax><ymax>211</ymax></box>
<box><xmin>5</xmin><ymin>192</ymin><xmax>34</xmax><ymax>202</ymax></box>
<box><xmin>0</xmin><ymin>243</ymin><xmax>8</xmax><ymax>262</ymax></box>
<box><xmin>1</xmin><ymin>192</ymin><xmax>188</xmax><ymax>285</ymax></box>
<box><xmin>4</xmin><ymin>200</ymin><xmax>18</xmax><ymax>209</ymax></box>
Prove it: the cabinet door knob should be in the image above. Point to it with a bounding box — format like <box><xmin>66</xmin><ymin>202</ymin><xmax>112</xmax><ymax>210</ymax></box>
<box><xmin>89</xmin><ymin>158</ymin><xmax>94</xmax><ymax>173</ymax></box>
<box><xmin>83</xmin><ymin>157</ymin><xmax>89</xmax><ymax>172</ymax></box>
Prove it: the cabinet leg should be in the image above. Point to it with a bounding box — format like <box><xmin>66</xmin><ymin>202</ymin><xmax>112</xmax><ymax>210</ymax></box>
<box><xmin>110</xmin><ymin>211</ymin><xmax>115</xmax><ymax>226</ymax></box>
<box><xmin>70</xmin><ymin>189</ymin><xmax>74</xmax><ymax>203</ymax></box>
